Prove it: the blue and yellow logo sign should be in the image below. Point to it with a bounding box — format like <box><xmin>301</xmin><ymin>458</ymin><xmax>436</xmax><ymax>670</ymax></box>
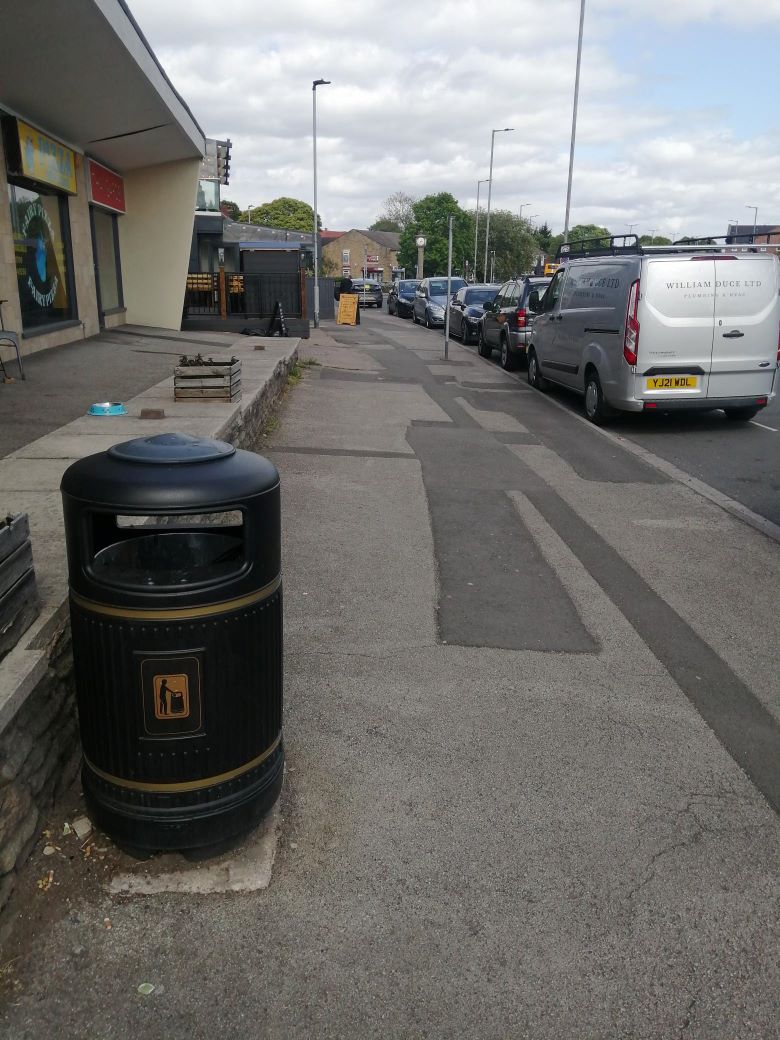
<box><xmin>17</xmin><ymin>120</ymin><xmax>77</xmax><ymax>195</ymax></box>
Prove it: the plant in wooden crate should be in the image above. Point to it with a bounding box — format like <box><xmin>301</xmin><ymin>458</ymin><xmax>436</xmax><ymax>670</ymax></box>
<box><xmin>174</xmin><ymin>354</ymin><xmax>242</xmax><ymax>402</ymax></box>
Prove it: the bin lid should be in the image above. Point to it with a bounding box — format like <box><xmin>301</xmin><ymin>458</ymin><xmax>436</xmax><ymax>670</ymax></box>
<box><xmin>108</xmin><ymin>433</ymin><xmax>236</xmax><ymax>465</ymax></box>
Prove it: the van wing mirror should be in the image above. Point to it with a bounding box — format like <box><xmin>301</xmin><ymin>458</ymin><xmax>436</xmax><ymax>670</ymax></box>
<box><xmin>483</xmin><ymin>301</ymin><xmax>493</xmax><ymax>311</ymax></box>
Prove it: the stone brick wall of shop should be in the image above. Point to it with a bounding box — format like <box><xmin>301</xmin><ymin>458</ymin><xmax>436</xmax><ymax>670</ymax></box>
<box><xmin>322</xmin><ymin>230</ymin><xmax>398</xmax><ymax>282</ymax></box>
<box><xmin>0</xmin><ymin>144</ymin><xmax>100</xmax><ymax>360</ymax></box>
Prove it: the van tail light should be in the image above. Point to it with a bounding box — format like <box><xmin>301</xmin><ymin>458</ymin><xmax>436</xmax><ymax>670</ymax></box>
<box><xmin>516</xmin><ymin>307</ymin><xmax>527</xmax><ymax>328</ymax></box>
<box><xmin>624</xmin><ymin>279</ymin><xmax>640</xmax><ymax>366</ymax></box>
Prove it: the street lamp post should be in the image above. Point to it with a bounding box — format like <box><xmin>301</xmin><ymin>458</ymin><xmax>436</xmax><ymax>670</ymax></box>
<box><xmin>746</xmin><ymin>204</ymin><xmax>758</xmax><ymax>243</ymax></box>
<box><xmin>483</xmin><ymin>127</ymin><xmax>514</xmax><ymax>282</ymax></box>
<box><xmin>518</xmin><ymin>202</ymin><xmax>530</xmax><ymax>220</ymax></box>
<box><xmin>626</xmin><ymin>223</ymin><xmax>637</xmax><ymax>236</ymax></box>
<box><xmin>312</xmin><ymin>77</ymin><xmax>330</xmax><ymax>329</ymax></box>
<box><xmin>473</xmin><ymin>178</ymin><xmax>489</xmax><ymax>280</ymax></box>
<box><xmin>563</xmin><ymin>0</ymin><xmax>586</xmax><ymax>243</ymax></box>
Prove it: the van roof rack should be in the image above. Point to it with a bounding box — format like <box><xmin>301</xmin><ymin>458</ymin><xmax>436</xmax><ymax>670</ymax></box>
<box><xmin>556</xmin><ymin>234</ymin><xmax>779</xmax><ymax>261</ymax></box>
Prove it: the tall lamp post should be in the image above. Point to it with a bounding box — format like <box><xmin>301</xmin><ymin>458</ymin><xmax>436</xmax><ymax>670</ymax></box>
<box><xmin>483</xmin><ymin>127</ymin><xmax>514</xmax><ymax>282</ymax></box>
<box><xmin>563</xmin><ymin>0</ymin><xmax>586</xmax><ymax>244</ymax></box>
<box><xmin>746</xmin><ymin>204</ymin><xmax>758</xmax><ymax>243</ymax></box>
<box><xmin>312</xmin><ymin>77</ymin><xmax>330</xmax><ymax>329</ymax></box>
<box><xmin>247</xmin><ymin>204</ymin><xmax>253</xmax><ymax>224</ymax></box>
<box><xmin>473</xmin><ymin>178</ymin><xmax>489</xmax><ymax>280</ymax></box>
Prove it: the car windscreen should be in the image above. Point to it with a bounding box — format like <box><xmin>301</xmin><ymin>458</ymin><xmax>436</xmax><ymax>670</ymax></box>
<box><xmin>399</xmin><ymin>281</ymin><xmax>420</xmax><ymax>292</ymax></box>
<box><xmin>464</xmin><ymin>288</ymin><xmax>496</xmax><ymax>304</ymax></box>
<box><xmin>429</xmin><ymin>279</ymin><xmax>465</xmax><ymax>296</ymax></box>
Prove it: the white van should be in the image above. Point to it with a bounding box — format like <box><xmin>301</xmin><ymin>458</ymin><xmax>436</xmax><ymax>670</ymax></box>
<box><xmin>526</xmin><ymin>238</ymin><xmax>780</xmax><ymax>424</ymax></box>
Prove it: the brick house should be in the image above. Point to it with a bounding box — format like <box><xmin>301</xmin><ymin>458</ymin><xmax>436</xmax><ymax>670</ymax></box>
<box><xmin>322</xmin><ymin>229</ymin><xmax>401</xmax><ymax>282</ymax></box>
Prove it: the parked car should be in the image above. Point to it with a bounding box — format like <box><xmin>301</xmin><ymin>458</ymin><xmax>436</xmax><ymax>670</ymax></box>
<box><xmin>351</xmin><ymin>279</ymin><xmax>383</xmax><ymax>307</ymax></box>
<box><xmin>478</xmin><ymin>275</ymin><xmax>551</xmax><ymax>370</ymax></box>
<box><xmin>527</xmin><ymin>236</ymin><xmax>780</xmax><ymax>424</ymax></box>
<box><xmin>448</xmin><ymin>284</ymin><xmax>500</xmax><ymax>344</ymax></box>
<box><xmin>388</xmin><ymin>279</ymin><xmax>420</xmax><ymax>317</ymax></box>
<box><xmin>412</xmin><ymin>276</ymin><xmax>467</xmax><ymax>328</ymax></box>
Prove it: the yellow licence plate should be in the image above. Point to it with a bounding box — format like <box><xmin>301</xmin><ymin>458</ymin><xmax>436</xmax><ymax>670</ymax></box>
<box><xmin>646</xmin><ymin>375</ymin><xmax>698</xmax><ymax>390</ymax></box>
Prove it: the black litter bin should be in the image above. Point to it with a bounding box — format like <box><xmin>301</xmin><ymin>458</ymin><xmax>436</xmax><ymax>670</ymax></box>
<box><xmin>60</xmin><ymin>432</ymin><xmax>284</xmax><ymax>853</ymax></box>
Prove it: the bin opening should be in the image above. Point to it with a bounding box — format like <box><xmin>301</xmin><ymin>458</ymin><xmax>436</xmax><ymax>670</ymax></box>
<box><xmin>116</xmin><ymin>511</ymin><xmax>244</xmax><ymax>528</ymax></box>
<box><xmin>88</xmin><ymin>511</ymin><xmax>247</xmax><ymax>589</ymax></box>
<box><xmin>92</xmin><ymin>530</ymin><xmax>243</xmax><ymax>588</ymax></box>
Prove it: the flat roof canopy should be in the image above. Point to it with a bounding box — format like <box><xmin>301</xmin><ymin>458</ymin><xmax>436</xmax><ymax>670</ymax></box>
<box><xmin>0</xmin><ymin>0</ymin><xmax>205</xmax><ymax>171</ymax></box>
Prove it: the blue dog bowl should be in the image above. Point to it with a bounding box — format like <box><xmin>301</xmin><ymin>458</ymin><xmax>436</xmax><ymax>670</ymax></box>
<box><xmin>88</xmin><ymin>402</ymin><xmax>127</xmax><ymax>417</ymax></box>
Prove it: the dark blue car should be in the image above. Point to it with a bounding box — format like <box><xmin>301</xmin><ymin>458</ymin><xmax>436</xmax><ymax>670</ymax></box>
<box><xmin>448</xmin><ymin>284</ymin><xmax>500</xmax><ymax>344</ymax></box>
<box><xmin>388</xmin><ymin>279</ymin><xmax>420</xmax><ymax>318</ymax></box>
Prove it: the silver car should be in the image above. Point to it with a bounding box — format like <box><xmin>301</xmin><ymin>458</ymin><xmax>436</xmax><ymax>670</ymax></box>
<box><xmin>412</xmin><ymin>276</ymin><xmax>467</xmax><ymax>328</ymax></box>
<box><xmin>352</xmin><ymin>279</ymin><xmax>383</xmax><ymax>308</ymax></box>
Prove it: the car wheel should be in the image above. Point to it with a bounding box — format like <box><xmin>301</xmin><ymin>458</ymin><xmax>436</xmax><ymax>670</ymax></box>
<box><xmin>461</xmin><ymin>322</ymin><xmax>470</xmax><ymax>345</ymax></box>
<box><xmin>425</xmin><ymin>312</ymin><xmax>431</xmax><ymax>329</ymax></box>
<box><xmin>478</xmin><ymin>327</ymin><xmax>491</xmax><ymax>358</ymax></box>
<box><xmin>724</xmin><ymin>406</ymin><xmax>760</xmax><ymax>421</ymax></box>
<box><xmin>583</xmin><ymin>369</ymin><xmax>612</xmax><ymax>425</ymax></box>
<box><xmin>527</xmin><ymin>348</ymin><xmax>548</xmax><ymax>391</ymax></box>
<box><xmin>500</xmin><ymin>335</ymin><xmax>517</xmax><ymax>371</ymax></box>
<box><xmin>412</xmin><ymin>311</ymin><xmax>418</xmax><ymax>324</ymax></box>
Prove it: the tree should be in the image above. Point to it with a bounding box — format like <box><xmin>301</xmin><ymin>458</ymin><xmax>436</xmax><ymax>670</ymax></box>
<box><xmin>377</xmin><ymin>191</ymin><xmax>416</xmax><ymax>232</ymax></box>
<box><xmin>534</xmin><ymin>222</ymin><xmax>553</xmax><ymax>253</ymax></box>
<box><xmin>369</xmin><ymin>218</ymin><xmax>401</xmax><ymax>232</ymax></box>
<box><xmin>474</xmin><ymin>209</ymin><xmax>538</xmax><ymax>282</ymax></box>
<box><xmin>245</xmin><ymin>197</ymin><xmax>321</xmax><ymax>232</ymax></box>
<box><xmin>639</xmin><ymin>234</ymin><xmax>671</xmax><ymax>246</ymax></box>
<box><xmin>548</xmin><ymin>224</ymin><xmax>612</xmax><ymax>258</ymax></box>
<box><xmin>220</xmin><ymin>199</ymin><xmax>241</xmax><ymax>220</ymax></box>
<box><xmin>398</xmin><ymin>193</ymin><xmax>471</xmax><ymax>278</ymax></box>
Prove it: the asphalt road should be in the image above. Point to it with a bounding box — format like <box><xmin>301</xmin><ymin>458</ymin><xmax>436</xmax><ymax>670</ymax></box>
<box><xmin>427</xmin><ymin>308</ymin><xmax>780</xmax><ymax>526</ymax></box>
<box><xmin>3</xmin><ymin>309</ymin><xmax>779</xmax><ymax>1039</ymax></box>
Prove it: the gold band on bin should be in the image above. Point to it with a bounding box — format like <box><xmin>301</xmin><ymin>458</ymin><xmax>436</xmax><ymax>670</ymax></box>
<box><xmin>84</xmin><ymin>733</ymin><xmax>282</xmax><ymax>793</ymax></box>
<box><xmin>70</xmin><ymin>574</ymin><xmax>281</xmax><ymax>621</ymax></box>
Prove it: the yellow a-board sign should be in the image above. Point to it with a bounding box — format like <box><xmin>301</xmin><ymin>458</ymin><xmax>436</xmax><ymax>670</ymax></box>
<box><xmin>337</xmin><ymin>293</ymin><xmax>359</xmax><ymax>325</ymax></box>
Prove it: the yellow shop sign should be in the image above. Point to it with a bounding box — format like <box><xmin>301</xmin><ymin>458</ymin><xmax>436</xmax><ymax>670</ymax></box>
<box><xmin>16</xmin><ymin>120</ymin><xmax>77</xmax><ymax>194</ymax></box>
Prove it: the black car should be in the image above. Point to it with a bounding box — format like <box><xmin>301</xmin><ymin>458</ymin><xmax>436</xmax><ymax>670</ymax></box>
<box><xmin>479</xmin><ymin>276</ymin><xmax>551</xmax><ymax>370</ymax></box>
<box><xmin>448</xmin><ymin>284</ymin><xmax>500</xmax><ymax>344</ymax></box>
<box><xmin>388</xmin><ymin>279</ymin><xmax>420</xmax><ymax>318</ymax></box>
<box><xmin>351</xmin><ymin>279</ymin><xmax>383</xmax><ymax>307</ymax></box>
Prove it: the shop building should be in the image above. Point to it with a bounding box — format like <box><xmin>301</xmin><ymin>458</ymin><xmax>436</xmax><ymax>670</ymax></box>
<box><xmin>0</xmin><ymin>0</ymin><xmax>206</xmax><ymax>360</ymax></box>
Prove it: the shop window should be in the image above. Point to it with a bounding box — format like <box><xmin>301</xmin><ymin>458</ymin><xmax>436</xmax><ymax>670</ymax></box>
<box><xmin>8</xmin><ymin>182</ymin><xmax>76</xmax><ymax>330</ymax></box>
<box><xmin>92</xmin><ymin>208</ymin><xmax>122</xmax><ymax>312</ymax></box>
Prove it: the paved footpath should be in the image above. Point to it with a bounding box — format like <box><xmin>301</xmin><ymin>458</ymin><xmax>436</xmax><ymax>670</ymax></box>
<box><xmin>2</xmin><ymin>311</ymin><xmax>779</xmax><ymax>1039</ymax></box>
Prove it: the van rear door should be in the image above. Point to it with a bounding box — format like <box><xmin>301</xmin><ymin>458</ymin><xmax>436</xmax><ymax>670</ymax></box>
<box><xmin>637</xmin><ymin>257</ymin><xmax>715</xmax><ymax>402</ymax></box>
<box><xmin>709</xmin><ymin>255</ymin><xmax>779</xmax><ymax>400</ymax></box>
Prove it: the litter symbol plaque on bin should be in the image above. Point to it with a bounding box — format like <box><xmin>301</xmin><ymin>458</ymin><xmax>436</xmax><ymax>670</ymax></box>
<box><xmin>139</xmin><ymin>653</ymin><xmax>203</xmax><ymax>737</ymax></box>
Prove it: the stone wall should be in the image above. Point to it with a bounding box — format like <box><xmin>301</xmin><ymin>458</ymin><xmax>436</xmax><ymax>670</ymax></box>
<box><xmin>0</xmin><ymin>343</ymin><xmax>298</xmax><ymax>917</ymax></box>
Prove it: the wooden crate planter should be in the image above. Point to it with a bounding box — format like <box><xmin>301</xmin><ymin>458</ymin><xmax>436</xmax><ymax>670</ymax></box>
<box><xmin>0</xmin><ymin>513</ymin><xmax>39</xmax><ymax>661</ymax></box>
<box><xmin>174</xmin><ymin>355</ymin><xmax>241</xmax><ymax>401</ymax></box>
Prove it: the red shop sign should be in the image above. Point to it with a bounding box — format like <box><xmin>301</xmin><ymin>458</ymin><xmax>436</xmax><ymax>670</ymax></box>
<box><xmin>88</xmin><ymin>160</ymin><xmax>126</xmax><ymax>214</ymax></box>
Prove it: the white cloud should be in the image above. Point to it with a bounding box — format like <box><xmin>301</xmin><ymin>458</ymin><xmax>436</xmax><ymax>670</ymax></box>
<box><xmin>127</xmin><ymin>0</ymin><xmax>780</xmax><ymax>236</ymax></box>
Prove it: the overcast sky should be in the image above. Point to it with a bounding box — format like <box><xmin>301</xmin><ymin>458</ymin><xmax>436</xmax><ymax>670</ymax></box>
<box><xmin>128</xmin><ymin>0</ymin><xmax>780</xmax><ymax>238</ymax></box>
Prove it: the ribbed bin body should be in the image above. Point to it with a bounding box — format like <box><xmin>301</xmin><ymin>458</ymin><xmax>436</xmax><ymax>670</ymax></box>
<box><xmin>60</xmin><ymin>433</ymin><xmax>284</xmax><ymax>852</ymax></box>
